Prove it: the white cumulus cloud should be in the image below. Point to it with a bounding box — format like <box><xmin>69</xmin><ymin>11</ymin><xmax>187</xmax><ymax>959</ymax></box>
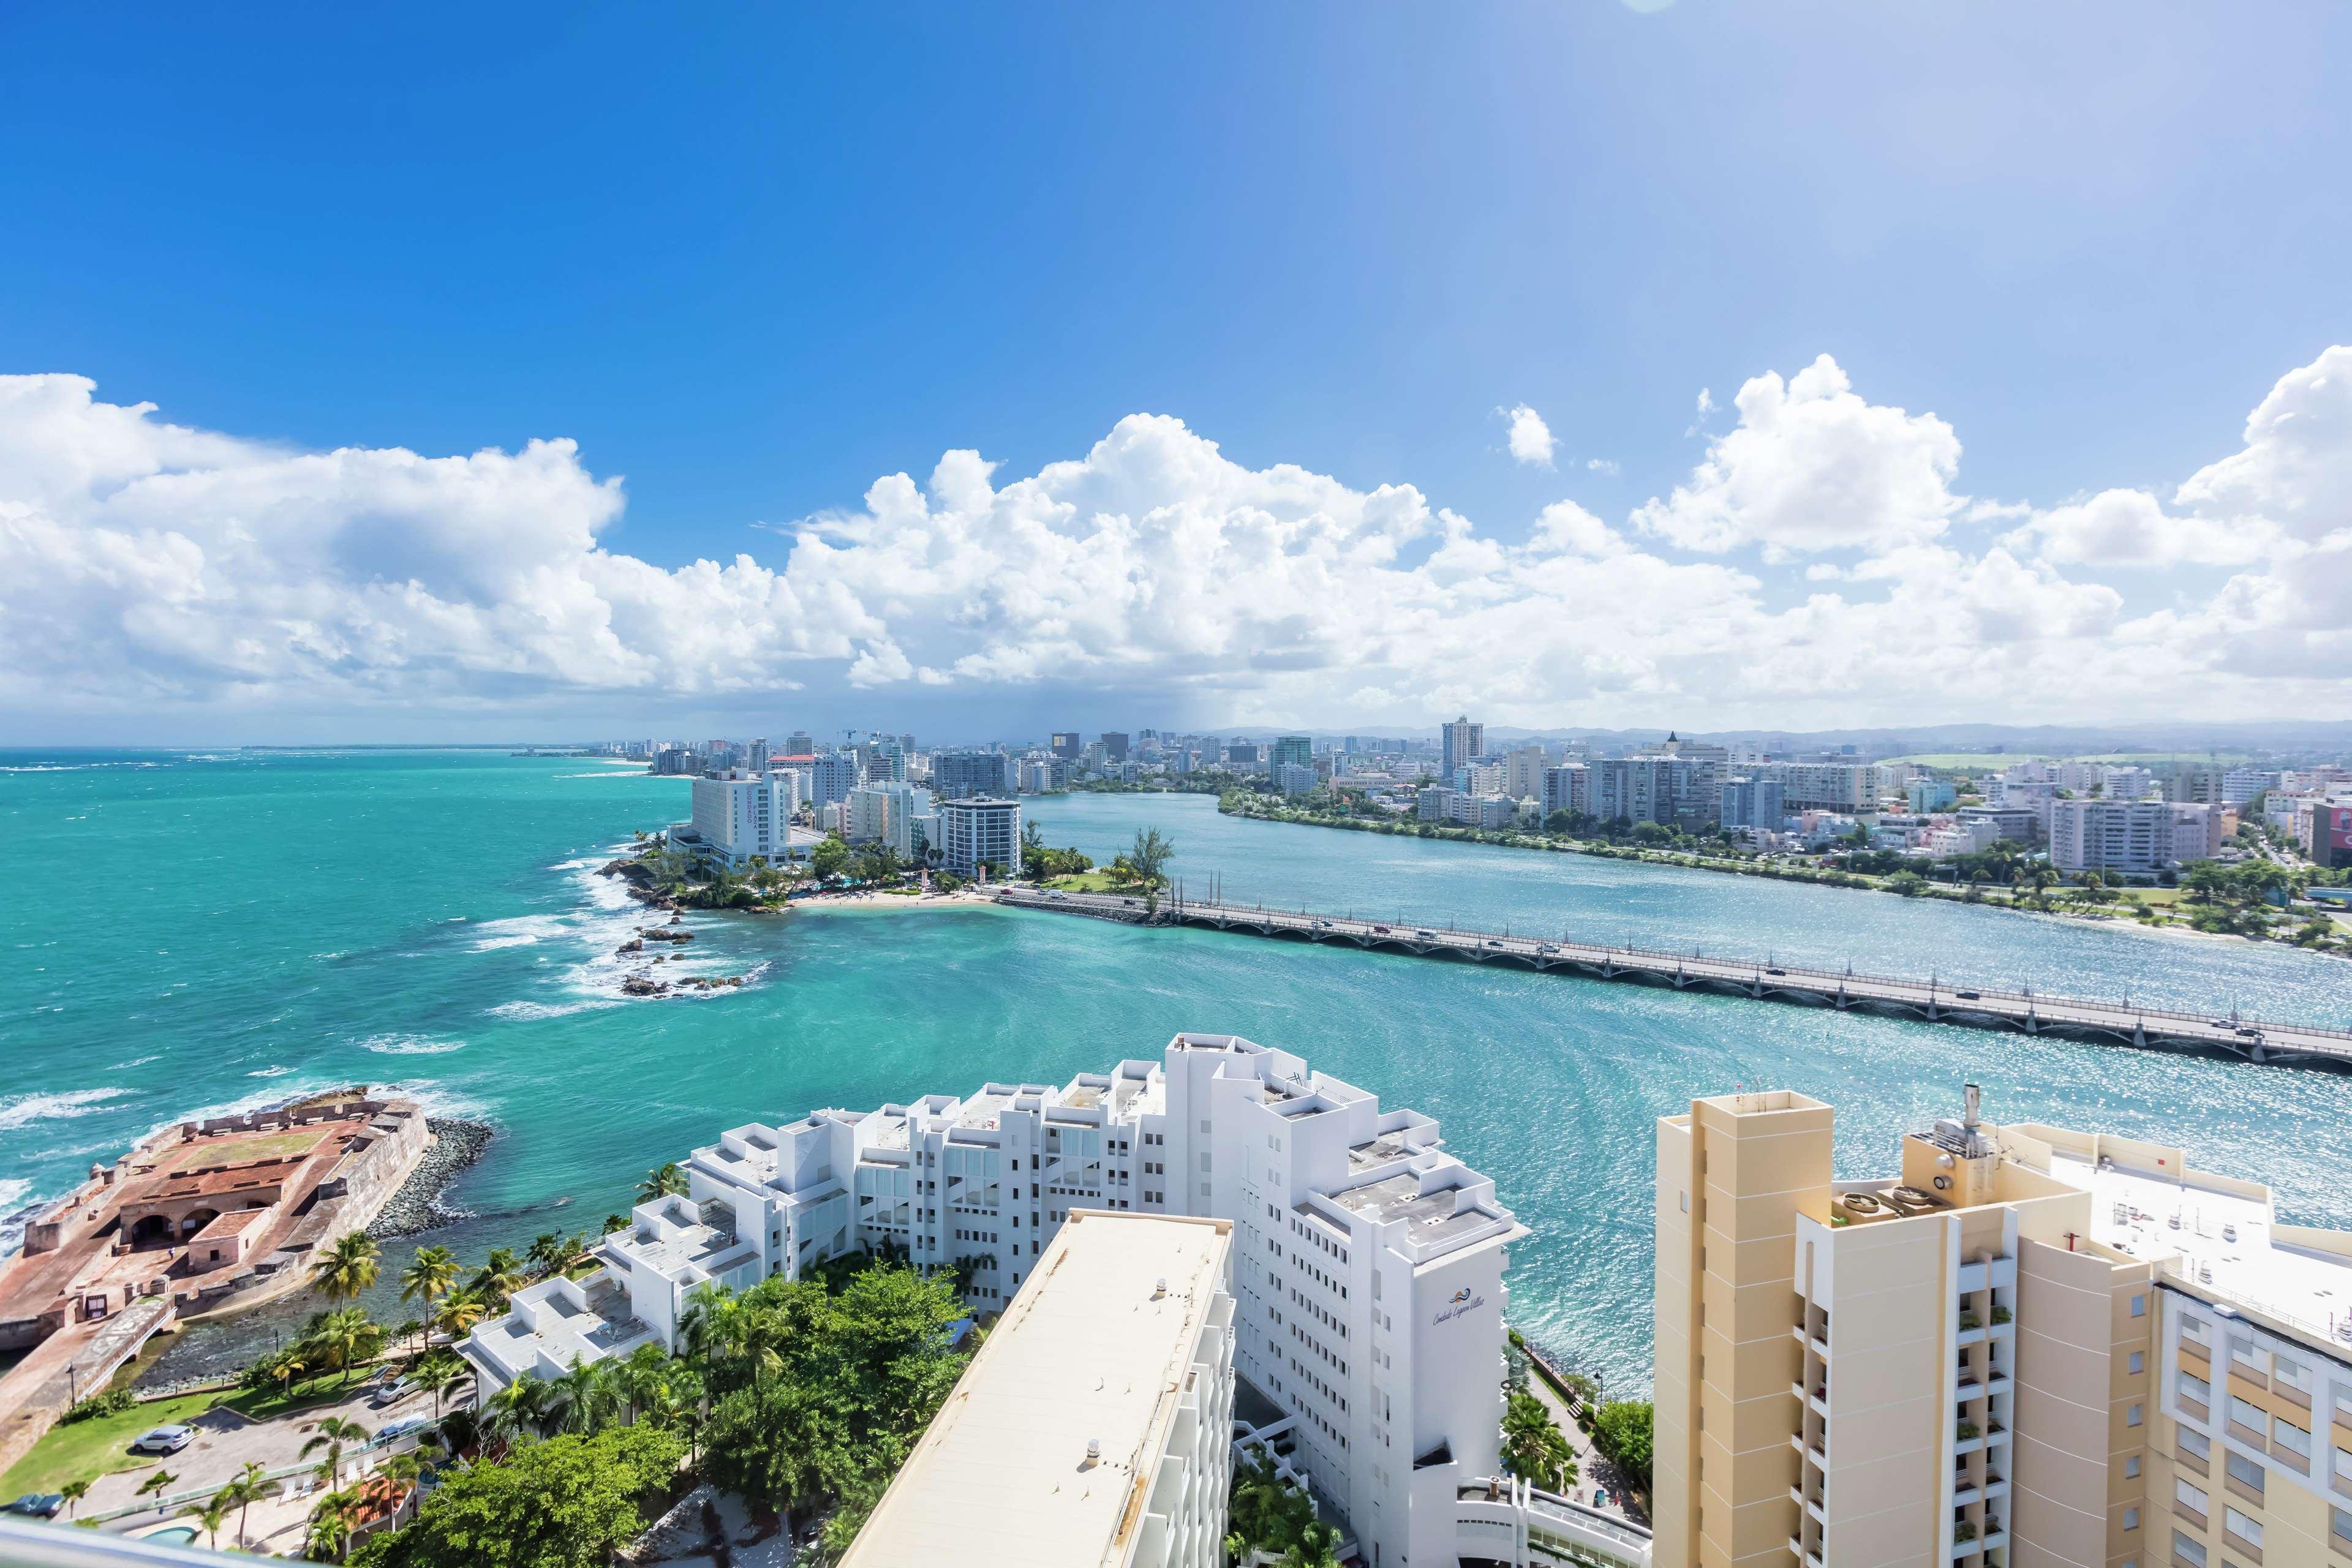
<box><xmin>1499</xmin><ymin>404</ymin><xmax>1556</xmax><ymax>467</ymax></box>
<box><xmin>4</xmin><ymin>347</ymin><xmax>2350</xmax><ymax>733</ymax></box>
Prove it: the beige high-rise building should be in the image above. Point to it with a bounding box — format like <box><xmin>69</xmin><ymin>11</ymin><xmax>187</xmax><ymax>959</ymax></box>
<box><xmin>1655</xmin><ymin>1086</ymin><xmax>2352</xmax><ymax>1568</ymax></box>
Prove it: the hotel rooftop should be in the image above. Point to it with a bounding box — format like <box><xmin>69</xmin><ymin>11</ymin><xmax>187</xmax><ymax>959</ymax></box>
<box><xmin>840</xmin><ymin>1211</ymin><xmax>1234</xmax><ymax>1568</ymax></box>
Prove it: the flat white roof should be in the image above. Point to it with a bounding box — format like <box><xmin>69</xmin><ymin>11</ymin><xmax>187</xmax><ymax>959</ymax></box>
<box><xmin>2054</xmin><ymin>1152</ymin><xmax>2352</xmax><ymax>1352</ymax></box>
<box><xmin>841</xmin><ymin>1210</ymin><xmax>1232</xmax><ymax>1568</ymax></box>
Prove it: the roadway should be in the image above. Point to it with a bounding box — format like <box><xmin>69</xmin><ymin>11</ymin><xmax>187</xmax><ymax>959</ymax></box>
<box><xmin>993</xmin><ymin>888</ymin><xmax>2352</xmax><ymax>1070</ymax></box>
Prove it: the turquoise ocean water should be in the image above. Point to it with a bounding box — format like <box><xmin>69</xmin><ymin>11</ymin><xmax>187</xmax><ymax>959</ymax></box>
<box><xmin>5</xmin><ymin>749</ymin><xmax>2351</xmax><ymax>1390</ymax></box>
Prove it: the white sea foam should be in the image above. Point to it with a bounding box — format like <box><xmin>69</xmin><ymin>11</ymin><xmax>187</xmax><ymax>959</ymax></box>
<box><xmin>487</xmin><ymin>998</ymin><xmax>622</xmax><ymax>1022</ymax></box>
<box><xmin>466</xmin><ymin>914</ymin><xmax>571</xmax><ymax>951</ymax></box>
<box><xmin>0</xmin><ymin>1177</ymin><xmax>43</xmax><ymax>1260</ymax></box>
<box><xmin>247</xmin><ymin>1065</ymin><xmax>295</xmax><ymax>1079</ymax></box>
<box><xmin>361</xmin><ymin>1035</ymin><xmax>468</xmax><ymax>1055</ymax></box>
<box><xmin>109</xmin><ymin>1055</ymin><xmax>160</xmax><ymax>1071</ymax></box>
<box><xmin>0</xmin><ymin>1087</ymin><xmax>130</xmax><ymax>1133</ymax></box>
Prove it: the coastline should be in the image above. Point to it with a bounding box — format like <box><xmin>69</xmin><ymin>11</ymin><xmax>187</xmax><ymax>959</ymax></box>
<box><xmin>367</xmin><ymin>1118</ymin><xmax>496</xmax><ymax>1240</ymax></box>
<box><xmin>1215</xmin><ymin>801</ymin><xmax>2348</xmax><ymax>959</ymax></box>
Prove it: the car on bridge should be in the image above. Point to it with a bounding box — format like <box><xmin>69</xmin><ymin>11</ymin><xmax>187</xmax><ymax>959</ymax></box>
<box><xmin>1539</xmin><ymin>943</ymin><xmax>1560</xmax><ymax>954</ymax></box>
<box><xmin>1414</xmin><ymin>929</ymin><xmax>1436</xmax><ymax>938</ymax></box>
<box><xmin>1372</xmin><ymin>925</ymin><xmax>1391</xmax><ymax>933</ymax></box>
<box><xmin>1484</xmin><ymin>939</ymin><xmax>1504</xmax><ymax>949</ymax></box>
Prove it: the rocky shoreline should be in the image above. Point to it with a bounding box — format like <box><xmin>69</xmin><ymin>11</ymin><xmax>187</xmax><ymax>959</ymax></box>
<box><xmin>367</xmin><ymin>1117</ymin><xmax>495</xmax><ymax>1238</ymax></box>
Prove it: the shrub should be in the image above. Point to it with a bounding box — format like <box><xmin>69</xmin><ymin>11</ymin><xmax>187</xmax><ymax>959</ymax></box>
<box><xmin>1586</xmin><ymin>1400</ymin><xmax>1653</xmax><ymax>1491</ymax></box>
<box><xmin>61</xmin><ymin>1387</ymin><xmax>136</xmax><ymax>1423</ymax></box>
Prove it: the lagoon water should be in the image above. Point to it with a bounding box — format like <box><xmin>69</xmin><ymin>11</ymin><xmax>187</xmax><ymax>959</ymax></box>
<box><xmin>6</xmin><ymin>749</ymin><xmax>2352</xmax><ymax>1390</ymax></box>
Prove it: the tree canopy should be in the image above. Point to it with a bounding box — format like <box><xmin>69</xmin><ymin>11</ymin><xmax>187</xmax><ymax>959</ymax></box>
<box><xmin>349</xmin><ymin>1424</ymin><xmax>684</xmax><ymax>1568</ymax></box>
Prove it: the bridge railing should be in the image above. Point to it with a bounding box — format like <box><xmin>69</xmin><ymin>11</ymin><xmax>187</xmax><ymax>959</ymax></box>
<box><xmin>1070</xmin><ymin>891</ymin><xmax>2352</xmax><ymax>1046</ymax></box>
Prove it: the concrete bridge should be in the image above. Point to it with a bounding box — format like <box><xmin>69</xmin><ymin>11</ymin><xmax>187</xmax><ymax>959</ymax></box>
<box><xmin>992</xmin><ymin>887</ymin><xmax>2352</xmax><ymax>1071</ymax></box>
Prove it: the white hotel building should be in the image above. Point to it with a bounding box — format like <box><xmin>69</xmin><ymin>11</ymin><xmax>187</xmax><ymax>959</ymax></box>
<box><xmin>464</xmin><ymin>1033</ymin><xmax>1560</xmax><ymax>1568</ymax></box>
<box><xmin>680</xmin><ymin>769</ymin><xmax>802</xmax><ymax>867</ymax></box>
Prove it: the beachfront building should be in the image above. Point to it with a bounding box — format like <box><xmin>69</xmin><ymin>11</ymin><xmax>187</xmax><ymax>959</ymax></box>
<box><xmin>683</xmin><ymin>770</ymin><xmax>801</xmax><ymax>867</ymax></box>
<box><xmin>1653</xmin><ymin>1085</ymin><xmax>2352</xmax><ymax>1568</ymax></box>
<box><xmin>939</xmin><ymin>796</ymin><xmax>1021</xmax><ymax>879</ymax></box>
<box><xmin>840</xmin><ymin>1210</ymin><xmax>1236</xmax><ymax>1568</ymax></box>
<box><xmin>461</xmin><ymin>1033</ymin><xmax>1537</xmax><ymax>1568</ymax></box>
<box><xmin>2048</xmin><ymin>797</ymin><xmax>2220</xmax><ymax>874</ymax></box>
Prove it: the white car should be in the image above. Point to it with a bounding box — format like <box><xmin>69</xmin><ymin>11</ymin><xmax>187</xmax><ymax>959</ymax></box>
<box><xmin>130</xmin><ymin>1425</ymin><xmax>194</xmax><ymax>1455</ymax></box>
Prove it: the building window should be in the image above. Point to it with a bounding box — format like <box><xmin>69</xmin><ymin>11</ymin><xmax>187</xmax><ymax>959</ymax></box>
<box><xmin>2181</xmin><ymin>1371</ymin><xmax>2211</xmax><ymax>1403</ymax></box>
<box><xmin>2125</xmin><ymin>1455</ymin><xmax>2141</xmax><ymax>1479</ymax></box>
<box><xmin>2224</xmin><ymin>1509</ymin><xmax>2261</xmax><ymax>1549</ymax></box>
<box><xmin>2130</xmin><ymin>1293</ymin><xmax>2146</xmax><ymax>1317</ymax></box>
<box><xmin>2225</xmin><ymin>1452</ymin><xmax>2263</xmax><ymax>1496</ymax></box>
<box><xmin>2176</xmin><ymin>1478</ymin><xmax>2207</xmax><ymax>1515</ymax></box>
<box><xmin>2127</xmin><ymin>1403</ymin><xmax>2143</xmax><ymax>1428</ymax></box>
<box><xmin>2128</xmin><ymin>1350</ymin><xmax>2144</xmax><ymax>1375</ymax></box>
<box><xmin>2273</xmin><ymin>1414</ymin><xmax>2310</xmax><ymax>1457</ymax></box>
<box><xmin>2123</xmin><ymin>1507</ymin><xmax>2139</xmax><ymax>1530</ymax></box>
<box><xmin>2172</xmin><ymin>1531</ymin><xmax>2206</xmax><ymax>1567</ymax></box>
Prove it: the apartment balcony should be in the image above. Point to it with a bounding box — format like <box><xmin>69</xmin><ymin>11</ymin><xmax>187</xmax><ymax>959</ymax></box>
<box><xmin>1790</xmin><ymin>1321</ymin><xmax>1830</xmax><ymax>1358</ymax></box>
<box><xmin>1950</xmin><ymin>1521</ymin><xmax>2008</xmax><ymax>1557</ymax></box>
<box><xmin>1786</xmin><ymin>1482</ymin><xmax>1826</xmax><ymax>1525</ymax></box>
<box><xmin>1789</xmin><ymin>1431</ymin><xmax>1828</xmax><ymax>1468</ymax></box>
<box><xmin>1952</xmin><ymin>1476</ymin><xmax>2010</xmax><ymax>1508</ymax></box>
<box><xmin>1954</xmin><ymin>1373</ymin><xmax>2013</xmax><ymax>1404</ymax></box>
<box><xmin>1787</xmin><ymin>1536</ymin><xmax>1826</xmax><ymax>1567</ymax></box>
<box><xmin>1792</xmin><ymin>1379</ymin><xmax>1830</xmax><ymax>1419</ymax></box>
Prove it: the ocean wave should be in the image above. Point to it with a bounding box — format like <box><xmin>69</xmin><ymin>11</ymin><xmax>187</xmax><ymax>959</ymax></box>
<box><xmin>465</xmin><ymin>914</ymin><xmax>573</xmax><ymax>951</ymax></box>
<box><xmin>487</xmin><ymin>998</ymin><xmax>622</xmax><ymax>1021</ymax></box>
<box><xmin>110</xmin><ymin>1055</ymin><xmax>160</xmax><ymax>1071</ymax></box>
<box><xmin>0</xmin><ymin>1087</ymin><xmax>130</xmax><ymax>1132</ymax></box>
<box><xmin>247</xmin><ymin>1066</ymin><xmax>296</xmax><ymax>1079</ymax></box>
<box><xmin>361</xmin><ymin>1035</ymin><xmax>469</xmax><ymax>1055</ymax></box>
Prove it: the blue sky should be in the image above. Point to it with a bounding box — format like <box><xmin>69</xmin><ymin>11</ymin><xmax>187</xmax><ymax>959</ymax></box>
<box><xmin>2</xmin><ymin>4</ymin><xmax>2348</xmax><ymax>741</ymax></box>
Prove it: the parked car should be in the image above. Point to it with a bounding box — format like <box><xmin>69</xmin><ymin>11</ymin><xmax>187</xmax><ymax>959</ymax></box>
<box><xmin>4</xmin><ymin>1494</ymin><xmax>64</xmax><ymax>1519</ymax></box>
<box><xmin>130</xmin><ymin>1425</ymin><xmax>194</xmax><ymax>1455</ymax></box>
<box><xmin>369</xmin><ymin>1378</ymin><xmax>415</xmax><ymax>1408</ymax></box>
<box><xmin>375</xmin><ymin>1415</ymin><xmax>436</xmax><ymax>1442</ymax></box>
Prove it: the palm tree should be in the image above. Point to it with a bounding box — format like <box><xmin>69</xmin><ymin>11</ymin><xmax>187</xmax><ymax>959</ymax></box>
<box><xmin>393</xmin><ymin>1317</ymin><xmax>426</xmax><ymax>1355</ymax></box>
<box><xmin>399</xmin><ymin>1245</ymin><xmax>459</xmax><ymax>1313</ymax></box>
<box><xmin>612</xmin><ymin>1341</ymin><xmax>675</xmax><ymax>1425</ymax></box>
<box><xmin>415</xmin><ymin>1349</ymin><xmax>471</xmax><ymax>1417</ymax></box>
<box><xmin>306</xmin><ymin>1489</ymin><xmax>362</xmax><ymax>1563</ymax></box>
<box><xmin>222</xmin><ymin>1462</ymin><xmax>275</xmax><ymax>1549</ymax></box>
<box><xmin>637</xmin><ymin>1163</ymin><xmax>690</xmax><ymax>1204</ymax></box>
<box><xmin>486</xmin><ymin>1373</ymin><xmax>551</xmax><ymax>1445</ymax></box>
<box><xmin>185</xmin><ymin>1491</ymin><xmax>235</xmax><ymax>1551</ymax></box>
<box><xmin>135</xmin><ymin>1468</ymin><xmax>179</xmax><ymax>1507</ymax></box>
<box><xmin>58</xmin><ymin>1480</ymin><xmax>89</xmax><ymax>1520</ymax></box>
<box><xmin>301</xmin><ymin>1306</ymin><xmax>383</xmax><ymax>1386</ymax></box>
<box><xmin>548</xmin><ymin>1355</ymin><xmax>619</xmax><ymax>1435</ymax></box>
<box><xmin>303</xmin><ymin>1416</ymin><xmax>371</xmax><ymax>1488</ymax></box>
<box><xmin>470</xmin><ymin>1248</ymin><xmax>526</xmax><ymax>1306</ymax></box>
<box><xmin>526</xmin><ymin>1232</ymin><xmax>565</xmax><ymax>1277</ymax></box>
<box><xmin>310</xmin><ymin>1232</ymin><xmax>382</xmax><ymax>1302</ymax></box>
<box><xmin>379</xmin><ymin>1451</ymin><xmax>427</xmax><ymax>1524</ymax></box>
<box><xmin>432</xmin><ymin>1285</ymin><xmax>489</xmax><ymax>1341</ymax></box>
<box><xmin>1501</xmin><ymin>1390</ymin><xmax>1578</xmax><ymax>1493</ymax></box>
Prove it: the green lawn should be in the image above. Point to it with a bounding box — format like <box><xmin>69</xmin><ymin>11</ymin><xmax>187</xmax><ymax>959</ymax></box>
<box><xmin>0</xmin><ymin>1373</ymin><xmax>361</xmax><ymax>1496</ymax></box>
<box><xmin>0</xmin><ymin>1390</ymin><xmax>224</xmax><ymax>1497</ymax></box>
<box><xmin>1042</xmin><ymin>872</ymin><xmax>1128</xmax><ymax>894</ymax></box>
